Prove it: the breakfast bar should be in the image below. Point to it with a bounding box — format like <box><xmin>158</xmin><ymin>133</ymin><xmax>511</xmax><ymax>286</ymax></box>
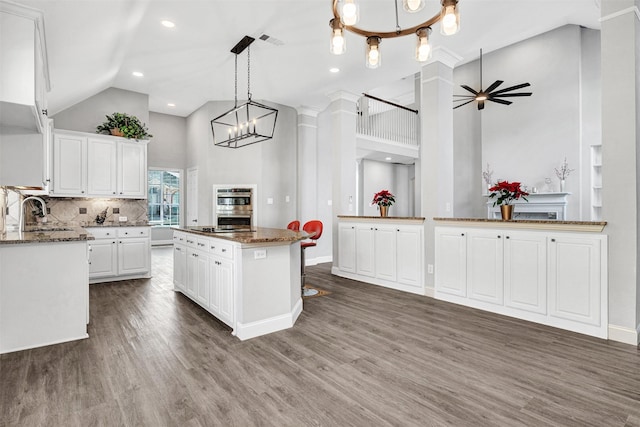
<box><xmin>172</xmin><ymin>226</ymin><xmax>310</xmax><ymax>340</ymax></box>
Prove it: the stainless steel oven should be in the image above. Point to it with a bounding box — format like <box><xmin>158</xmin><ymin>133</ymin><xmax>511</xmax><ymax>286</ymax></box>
<box><xmin>216</xmin><ymin>188</ymin><xmax>253</xmax><ymax>228</ymax></box>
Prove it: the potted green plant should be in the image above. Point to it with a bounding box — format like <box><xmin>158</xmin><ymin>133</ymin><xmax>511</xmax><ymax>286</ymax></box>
<box><xmin>96</xmin><ymin>112</ymin><xmax>153</xmax><ymax>140</ymax></box>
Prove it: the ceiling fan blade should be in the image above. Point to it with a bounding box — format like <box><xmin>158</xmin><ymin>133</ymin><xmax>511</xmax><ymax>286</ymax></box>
<box><xmin>453</xmin><ymin>99</ymin><xmax>476</xmax><ymax>109</ymax></box>
<box><xmin>453</xmin><ymin>98</ymin><xmax>475</xmax><ymax>103</ymax></box>
<box><xmin>488</xmin><ymin>98</ymin><xmax>513</xmax><ymax>105</ymax></box>
<box><xmin>461</xmin><ymin>85</ymin><xmax>479</xmax><ymax>95</ymax></box>
<box><xmin>453</xmin><ymin>94</ymin><xmax>476</xmax><ymax>97</ymax></box>
<box><xmin>477</xmin><ymin>100</ymin><xmax>485</xmax><ymax>110</ymax></box>
<box><xmin>493</xmin><ymin>92</ymin><xmax>533</xmax><ymax>97</ymax></box>
<box><xmin>484</xmin><ymin>80</ymin><xmax>504</xmax><ymax>93</ymax></box>
<box><xmin>491</xmin><ymin>82</ymin><xmax>531</xmax><ymax>95</ymax></box>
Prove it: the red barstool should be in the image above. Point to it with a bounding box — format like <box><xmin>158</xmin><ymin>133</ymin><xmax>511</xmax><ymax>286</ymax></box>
<box><xmin>287</xmin><ymin>220</ymin><xmax>300</xmax><ymax>231</ymax></box>
<box><xmin>301</xmin><ymin>220</ymin><xmax>323</xmax><ymax>297</ymax></box>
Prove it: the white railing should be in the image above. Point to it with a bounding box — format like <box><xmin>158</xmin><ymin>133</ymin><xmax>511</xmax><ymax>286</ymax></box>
<box><xmin>356</xmin><ymin>94</ymin><xmax>419</xmax><ymax>146</ymax></box>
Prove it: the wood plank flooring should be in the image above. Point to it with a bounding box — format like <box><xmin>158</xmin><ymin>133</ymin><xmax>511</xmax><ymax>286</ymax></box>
<box><xmin>1</xmin><ymin>246</ymin><xmax>639</xmax><ymax>426</ymax></box>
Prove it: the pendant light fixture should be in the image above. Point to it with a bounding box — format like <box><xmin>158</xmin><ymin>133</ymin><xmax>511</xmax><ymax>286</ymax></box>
<box><xmin>330</xmin><ymin>0</ymin><xmax>460</xmax><ymax>67</ymax></box>
<box><xmin>211</xmin><ymin>36</ymin><xmax>278</xmax><ymax>149</ymax></box>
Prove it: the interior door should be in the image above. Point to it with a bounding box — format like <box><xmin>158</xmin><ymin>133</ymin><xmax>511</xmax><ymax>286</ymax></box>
<box><xmin>187</xmin><ymin>167</ymin><xmax>198</xmax><ymax>226</ymax></box>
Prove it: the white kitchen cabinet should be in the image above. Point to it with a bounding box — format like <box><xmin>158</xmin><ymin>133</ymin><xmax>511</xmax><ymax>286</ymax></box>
<box><xmin>0</xmin><ymin>2</ymin><xmax>50</xmax><ymax>132</ymax></box>
<box><xmin>338</xmin><ymin>223</ymin><xmax>356</xmax><ymax>273</ymax></box>
<box><xmin>504</xmin><ymin>232</ymin><xmax>547</xmax><ymax>314</ymax></box>
<box><xmin>548</xmin><ymin>235</ymin><xmax>602</xmax><ymax>327</ymax></box>
<box><xmin>467</xmin><ymin>230</ymin><xmax>504</xmax><ymax>305</ymax></box>
<box><xmin>186</xmin><ymin>247</ymin><xmax>198</xmax><ymax>298</ymax></box>
<box><xmin>88</xmin><ymin>227</ymin><xmax>151</xmax><ymax>283</ymax></box>
<box><xmin>88</xmin><ymin>239</ymin><xmax>117</xmax><ymax>278</ymax></box>
<box><xmin>334</xmin><ymin>218</ymin><xmax>425</xmax><ymax>295</ymax></box>
<box><xmin>173</xmin><ymin>245</ymin><xmax>187</xmax><ymax>292</ymax></box>
<box><xmin>434</xmin><ymin>222</ymin><xmax>608</xmax><ymax>339</ymax></box>
<box><xmin>51</xmin><ymin>130</ymin><xmax>148</xmax><ymax>199</ymax></box>
<box><xmin>434</xmin><ymin>228</ymin><xmax>467</xmax><ymax>297</ymax></box>
<box><xmin>53</xmin><ymin>132</ymin><xmax>87</xmax><ymax>196</ymax></box>
<box><xmin>87</xmin><ymin>138</ymin><xmax>117</xmax><ymax>196</ymax></box>
<box><xmin>210</xmin><ymin>255</ymin><xmax>234</xmax><ymax>327</ymax></box>
<box><xmin>355</xmin><ymin>225</ymin><xmax>375</xmax><ymax>277</ymax></box>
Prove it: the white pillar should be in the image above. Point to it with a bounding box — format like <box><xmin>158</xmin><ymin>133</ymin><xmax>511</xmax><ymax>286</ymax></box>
<box><xmin>600</xmin><ymin>0</ymin><xmax>640</xmax><ymax>345</ymax></box>
<box><xmin>419</xmin><ymin>48</ymin><xmax>461</xmax><ymax>291</ymax></box>
<box><xmin>296</xmin><ymin>107</ymin><xmax>319</xmax><ymax>225</ymax></box>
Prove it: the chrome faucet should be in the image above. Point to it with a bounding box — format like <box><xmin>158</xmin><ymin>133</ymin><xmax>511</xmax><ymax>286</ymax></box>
<box><xmin>19</xmin><ymin>196</ymin><xmax>47</xmax><ymax>231</ymax></box>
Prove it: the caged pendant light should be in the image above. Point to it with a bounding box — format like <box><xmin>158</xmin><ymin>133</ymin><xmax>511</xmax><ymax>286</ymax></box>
<box><xmin>211</xmin><ymin>36</ymin><xmax>278</xmax><ymax>149</ymax></box>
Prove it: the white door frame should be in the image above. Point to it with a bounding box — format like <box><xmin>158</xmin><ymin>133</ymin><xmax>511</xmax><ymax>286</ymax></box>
<box><xmin>187</xmin><ymin>167</ymin><xmax>198</xmax><ymax>226</ymax></box>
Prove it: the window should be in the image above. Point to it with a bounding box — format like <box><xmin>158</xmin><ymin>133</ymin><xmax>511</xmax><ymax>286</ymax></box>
<box><xmin>148</xmin><ymin>169</ymin><xmax>181</xmax><ymax>226</ymax></box>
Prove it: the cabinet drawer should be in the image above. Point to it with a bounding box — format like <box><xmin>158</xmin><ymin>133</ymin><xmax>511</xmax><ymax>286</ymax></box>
<box><xmin>88</xmin><ymin>227</ymin><xmax>117</xmax><ymax>239</ymax></box>
<box><xmin>173</xmin><ymin>231</ymin><xmax>186</xmax><ymax>245</ymax></box>
<box><xmin>195</xmin><ymin>237</ymin><xmax>209</xmax><ymax>251</ymax></box>
<box><xmin>184</xmin><ymin>234</ymin><xmax>197</xmax><ymax>248</ymax></box>
<box><xmin>117</xmin><ymin>227</ymin><xmax>149</xmax><ymax>238</ymax></box>
<box><xmin>208</xmin><ymin>240</ymin><xmax>233</xmax><ymax>259</ymax></box>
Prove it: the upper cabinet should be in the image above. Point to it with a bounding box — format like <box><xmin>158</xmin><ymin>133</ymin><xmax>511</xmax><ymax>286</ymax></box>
<box><xmin>0</xmin><ymin>1</ymin><xmax>50</xmax><ymax>132</ymax></box>
<box><xmin>52</xmin><ymin>130</ymin><xmax>148</xmax><ymax>199</ymax></box>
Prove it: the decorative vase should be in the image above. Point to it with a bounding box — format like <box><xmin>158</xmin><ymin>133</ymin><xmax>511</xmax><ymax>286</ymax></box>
<box><xmin>500</xmin><ymin>204</ymin><xmax>513</xmax><ymax>220</ymax></box>
<box><xmin>559</xmin><ymin>179</ymin><xmax>565</xmax><ymax>192</ymax></box>
<box><xmin>379</xmin><ymin>205</ymin><xmax>389</xmax><ymax>217</ymax></box>
<box><xmin>110</xmin><ymin>128</ymin><xmax>124</xmax><ymax>137</ymax></box>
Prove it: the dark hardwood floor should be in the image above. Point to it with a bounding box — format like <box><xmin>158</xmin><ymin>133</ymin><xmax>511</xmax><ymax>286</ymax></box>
<box><xmin>1</xmin><ymin>246</ymin><xmax>639</xmax><ymax>426</ymax></box>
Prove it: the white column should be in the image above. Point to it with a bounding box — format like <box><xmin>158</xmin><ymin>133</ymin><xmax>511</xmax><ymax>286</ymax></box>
<box><xmin>600</xmin><ymin>0</ymin><xmax>640</xmax><ymax>345</ymax></box>
<box><xmin>419</xmin><ymin>48</ymin><xmax>461</xmax><ymax>291</ymax></box>
<box><xmin>296</xmin><ymin>107</ymin><xmax>319</xmax><ymax>225</ymax></box>
<box><xmin>328</xmin><ymin>91</ymin><xmax>359</xmax><ymax>265</ymax></box>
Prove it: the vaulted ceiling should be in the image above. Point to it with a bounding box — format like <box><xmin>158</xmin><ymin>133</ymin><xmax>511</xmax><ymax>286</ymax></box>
<box><xmin>19</xmin><ymin>0</ymin><xmax>600</xmax><ymax>117</ymax></box>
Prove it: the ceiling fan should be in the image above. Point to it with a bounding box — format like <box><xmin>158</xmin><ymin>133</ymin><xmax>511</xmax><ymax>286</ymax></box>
<box><xmin>453</xmin><ymin>49</ymin><xmax>532</xmax><ymax>110</ymax></box>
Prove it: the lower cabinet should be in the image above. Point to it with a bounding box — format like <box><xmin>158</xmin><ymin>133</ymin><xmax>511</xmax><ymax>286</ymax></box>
<box><xmin>434</xmin><ymin>226</ymin><xmax>607</xmax><ymax>339</ymax></box>
<box><xmin>334</xmin><ymin>219</ymin><xmax>425</xmax><ymax>295</ymax></box>
<box><xmin>88</xmin><ymin>227</ymin><xmax>151</xmax><ymax>283</ymax></box>
<box><xmin>173</xmin><ymin>231</ymin><xmax>235</xmax><ymax>328</ymax></box>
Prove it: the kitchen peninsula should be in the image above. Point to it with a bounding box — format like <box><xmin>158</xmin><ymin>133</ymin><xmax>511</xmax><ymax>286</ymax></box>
<box><xmin>0</xmin><ymin>227</ymin><xmax>92</xmax><ymax>354</ymax></box>
<box><xmin>172</xmin><ymin>226</ymin><xmax>309</xmax><ymax>340</ymax></box>
<box><xmin>434</xmin><ymin>217</ymin><xmax>608</xmax><ymax>339</ymax></box>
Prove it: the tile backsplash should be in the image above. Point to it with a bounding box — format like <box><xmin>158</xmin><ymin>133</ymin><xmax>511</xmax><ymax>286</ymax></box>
<box><xmin>1</xmin><ymin>188</ymin><xmax>148</xmax><ymax>229</ymax></box>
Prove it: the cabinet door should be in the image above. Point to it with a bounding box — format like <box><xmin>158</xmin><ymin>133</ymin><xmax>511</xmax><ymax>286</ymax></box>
<box><xmin>217</xmin><ymin>258</ymin><xmax>234</xmax><ymax>327</ymax></box>
<box><xmin>173</xmin><ymin>245</ymin><xmax>187</xmax><ymax>291</ymax></box>
<box><xmin>355</xmin><ymin>225</ymin><xmax>375</xmax><ymax>277</ymax></box>
<box><xmin>52</xmin><ymin>133</ymin><xmax>86</xmax><ymax>196</ymax></box>
<box><xmin>548</xmin><ymin>236</ymin><xmax>602</xmax><ymax>326</ymax></box>
<box><xmin>118</xmin><ymin>142</ymin><xmax>146</xmax><ymax>197</ymax></box>
<box><xmin>208</xmin><ymin>255</ymin><xmax>221</xmax><ymax>315</ymax></box>
<box><xmin>397</xmin><ymin>226</ymin><xmax>422</xmax><ymax>287</ymax></box>
<box><xmin>117</xmin><ymin>237</ymin><xmax>150</xmax><ymax>276</ymax></box>
<box><xmin>435</xmin><ymin>228</ymin><xmax>467</xmax><ymax>297</ymax></box>
<box><xmin>338</xmin><ymin>223</ymin><xmax>356</xmax><ymax>273</ymax></box>
<box><xmin>504</xmin><ymin>232</ymin><xmax>547</xmax><ymax>314</ymax></box>
<box><xmin>195</xmin><ymin>250</ymin><xmax>209</xmax><ymax>307</ymax></box>
<box><xmin>89</xmin><ymin>239</ymin><xmax>117</xmax><ymax>278</ymax></box>
<box><xmin>186</xmin><ymin>248</ymin><xmax>198</xmax><ymax>298</ymax></box>
<box><xmin>467</xmin><ymin>230</ymin><xmax>504</xmax><ymax>305</ymax></box>
<box><xmin>87</xmin><ymin>138</ymin><xmax>117</xmax><ymax>196</ymax></box>
<box><xmin>374</xmin><ymin>226</ymin><xmax>396</xmax><ymax>281</ymax></box>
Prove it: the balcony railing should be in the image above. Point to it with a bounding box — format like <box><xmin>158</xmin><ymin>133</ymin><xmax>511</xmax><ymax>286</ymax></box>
<box><xmin>356</xmin><ymin>94</ymin><xmax>419</xmax><ymax>146</ymax></box>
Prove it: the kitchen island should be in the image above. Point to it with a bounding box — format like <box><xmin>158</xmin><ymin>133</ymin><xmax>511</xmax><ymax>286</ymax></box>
<box><xmin>172</xmin><ymin>226</ymin><xmax>309</xmax><ymax>340</ymax></box>
<box><xmin>434</xmin><ymin>217</ymin><xmax>608</xmax><ymax>339</ymax></box>
<box><xmin>0</xmin><ymin>227</ymin><xmax>93</xmax><ymax>354</ymax></box>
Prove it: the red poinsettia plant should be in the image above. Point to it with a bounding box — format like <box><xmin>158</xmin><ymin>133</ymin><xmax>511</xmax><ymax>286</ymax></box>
<box><xmin>372</xmin><ymin>190</ymin><xmax>395</xmax><ymax>207</ymax></box>
<box><xmin>488</xmin><ymin>181</ymin><xmax>529</xmax><ymax>206</ymax></box>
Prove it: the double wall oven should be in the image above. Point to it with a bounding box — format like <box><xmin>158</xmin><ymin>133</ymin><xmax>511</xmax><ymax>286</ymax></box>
<box><xmin>216</xmin><ymin>188</ymin><xmax>253</xmax><ymax>230</ymax></box>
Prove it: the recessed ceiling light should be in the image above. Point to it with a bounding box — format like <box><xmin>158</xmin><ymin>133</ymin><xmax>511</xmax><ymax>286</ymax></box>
<box><xmin>167</xmin><ymin>103</ymin><xmax>175</xmax><ymax>107</ymax></box>
<box><xmin>132</xmin><ymin>71</ymin><xmax>144</xmax><ymax>77</ymax></box>
<box><xmin>161</xmin><ymin>20</ymin><xmax>175</xmax><ymax>28</ymax></box>
<box><xmin>329</xmin><ymin>67</ymin><xmax>340</xmax><ymax>73</ymax></box>
<box><xmin>385</xmin><ymin>157</ymin><xmax>392</xmax><ymax>161</ymax></box>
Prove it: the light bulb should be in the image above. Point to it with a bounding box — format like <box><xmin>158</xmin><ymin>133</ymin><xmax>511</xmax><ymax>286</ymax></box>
<box><xmin>365</xmin><ymin>37</ymin><xmax>381</xmax><ymax>69</ymax></box>
<box><xmin>329</xmin><ymin>19</ymin><xmax>346</xmax><ymax>55</ymax></box>
<box><xmin>403</xmin><ymin>0</ymin><xmax>424</xmax><ymax>12</ymax></box>
<box><xmin>415</xmin><ymin>27</ymin><xmax>431</xmax><ymax>62</ymax></box>
<box><xmin>342</xmin><ymin>0</ymin><xmax>358</xmax><ymax>25</ymax></box>
<box><xmin>440</xmin><ymin>3</ymin><xmax>460</xmax><ymax>35</ymax></box>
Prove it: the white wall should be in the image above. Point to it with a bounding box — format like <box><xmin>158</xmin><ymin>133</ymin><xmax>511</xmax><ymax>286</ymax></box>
<box><xmin>361</xmin><ymin>159</ymin><xmax>412</xmax><ymax>217</ymax></box>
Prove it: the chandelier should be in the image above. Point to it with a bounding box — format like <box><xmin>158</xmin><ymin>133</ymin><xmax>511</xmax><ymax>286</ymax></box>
<box><xmin>329</xmin><ymin>0</ymin><xmax>461</xmax><ymax>68</ymax></box>
<box><xmin>211</xmin><ymin>36</ymin><xmax>278</xmax><ymax>149</ymax></box>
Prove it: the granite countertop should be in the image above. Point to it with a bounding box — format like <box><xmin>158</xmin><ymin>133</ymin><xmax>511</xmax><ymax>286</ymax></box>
<box><xmin>433</xmin><ymin>217</ymin><xmax>607</xmax><ymax>232</ymax></box>
<box><xmin>77</xmin><ymin>221</ymin><xmax>150</xmax><ymax>228</ymax></box>
<box><xmin>173</xmin><ymin>226</ymin><xmax>311</xmax><ymax>244</ymax></box>
<box><xmin>0</xmin><ymin>226</ymin><xmax>94</xmax><ymax>245</ymax></box>
<box><xmin>338</xmin><ymin>215</ymin><xmax>426</xmax><ymax>221</ymax></box>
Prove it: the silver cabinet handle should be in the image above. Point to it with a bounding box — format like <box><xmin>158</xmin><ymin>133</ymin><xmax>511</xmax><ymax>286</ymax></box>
<box><xmin>222</xmin><ymin>248</ymin><xmax>226</xmax><ymax>252</ymax></box>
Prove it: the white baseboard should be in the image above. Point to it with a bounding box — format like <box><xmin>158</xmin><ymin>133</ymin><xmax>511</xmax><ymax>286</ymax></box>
<box><xmin>1</xmin><ymin>333</ymin><xmax>89</xmax><ymax>355</ymax></box>
<box><xmin>305</xmin><ymin>255</ymin><xmax>332</xmax><ymax>266</ymax></box>
<box><xmin>235</xmin><ymin>298</ymin><xmax>303</xmax><ymax>341</ymax></box>
<box><xmin>424</xmin><ymin>286</ymin><xmax>434</xmax><ymax>298</ymax></box>
<box><xmin>608</xmin><ymin>324</ymin><xmax>640</xmax><ymax>346</ymax></box>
